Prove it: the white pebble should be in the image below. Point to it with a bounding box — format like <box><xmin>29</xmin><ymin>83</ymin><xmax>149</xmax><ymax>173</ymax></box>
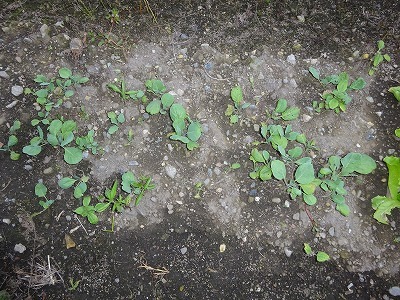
<box><xmin>14</xmin><ymin>243</ymin><xmax>26</xmax><ymax>253</ymax></box>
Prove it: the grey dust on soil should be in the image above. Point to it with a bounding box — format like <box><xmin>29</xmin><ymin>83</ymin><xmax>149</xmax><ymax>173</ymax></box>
<box><xmin>1</xmin><ymin>0</ymin><xmax>400</xmax><ymax>299</ymax></box>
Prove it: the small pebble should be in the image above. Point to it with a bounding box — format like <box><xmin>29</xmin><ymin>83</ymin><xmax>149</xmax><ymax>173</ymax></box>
<box><xmin>271</xmin><ymin>197</ymin><xmax>281</xmax><ymax>204</ymax></box>
<box><xmin>286</xmin><ymin>54</ymin><xmax>296</xmax><ymax>65</ymax></box>
<box><xmin>14</xmin><ymin>243</ymin><xmax>27</xmax><ymax>253</ymax></box>
<box><xmin>293</xmin><ymin>213</ymin><xmax>300</xmax><ymax>220</ymax></box>
<box><xmin>284</xmin><ymin>247</ymin><xmax>293</xmax><ymax>257</ymax></box>
<box><xmin>0</xmin><ymin>70</ymin><xmax>9</xmax><ymax>79</ymax></box>
<box><xmin>2</xmin><ymin>218</ymin><xmax>11</xmax><ymax>224</ymax></box>
<box><xmin>11</xmin><ymin>85</ymin><xmax>23</xmax><ymax>96</ymax></box>
<box><xmin>329</xmin><ymin>227</ymin><xmax>335</xmax><ymax>236</ymax></box>
<box><xmin>43</xmin><ymin>167</ymin><xmax>53</xmax><ymax>174</ymax></box>
<box><xmin>165</xmin><ymin>165</ymin><xmax>177</xmax><ymax>179</ymax></box>
<box><xmin>389</xmin><ymin>286</ymin><xmax>400</xmax><ymax>296</ymax></box>
<box><xmin>180</xmin><ymin>247</ymin><xmax>187</xmax><ymax>255</ymax></box>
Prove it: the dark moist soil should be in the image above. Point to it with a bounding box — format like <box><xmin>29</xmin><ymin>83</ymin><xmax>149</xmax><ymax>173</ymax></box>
<box><xmin>1</xmin><ymin>0</ymin><xmax>400</xmax><ymax>299</ymax></box>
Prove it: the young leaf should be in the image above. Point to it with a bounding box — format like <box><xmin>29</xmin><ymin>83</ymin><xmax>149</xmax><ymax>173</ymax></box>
<box><xmin>372</xmin><ymin>196</ymin><xmax>400</xmax><ymax>224</ymax></box>
<box><xmin>10</xmin><ymin>151</ymin><xmax>20</xmax><ymax>160</ymax></box>
<box><xmin>59</xmin><ymin>67</ymin><xmax>72</xmax><ymax>79</ymax></box>
<box><xmin>309</xmin><ymin>67</ymin><xmax>320</xmax><ymax>80</ymax></box>
<box><xmin>161</xmin><ymin>93</ymin><xmax>174</xmax><ymax>108</ymax></box>
<box><xmin>250</xmin><ymin>149</ymin><xmax>265</xmax><ymax>163</ymax></box>
<box><xmin>186</xmin><ymin>141</ymin><xmax>199</xmax><ymax>150</ymax></box>
<box><xmin>383</xmin><ymin>156</ymin><xmax>400</xmax><ymax>199</ymax></box>
<box><xmin>23</xmin><ymin>145</ymin><xmax>42</xmax><ymax>156</ymax></box>
<box><xmin>74</xmin><ymin>182</ymin><xmax>87</xmax><ymax>198</ymax></box>
<box><xmin>7</xmin><ymin>135</ymin><xmax>18</xmax><ymax>147</ymax></box>
<box><xmin>316</xmin><ymin>251</ymin><xmax>330</xmax><ymax>262</ymax></box>
<box><xmin>340</xmin><ymin>153</ymin><xmax>376</xmax><ymax>176</ymax></box>
<box><xmin>388</xmin><ymin>86</ymin><xmax>400</xmax><ymax>102</ymax></box>
<box><xmin>187</xmin><ymin>122</ymin><xmax>202</xmax><ymax>142</ymax></box>
<box><xmin>95</xmin><ymin>202</ymin><xmax>110</xmax><ymax>212</ymax></box>
<box><xmin>281</xmin><ymin>107</ymin><xmax>300</xmax><ymax>121</ymax></box>
<box><xmin>304</xmin><ymin>243</ymin><xmax>312</xmax><ymax>255</ymax></box>
<box><xmin>170</xmin><ymin>103</ymin><xmax>187</xmax><ymax>121</ymax></box>
<box><xmin>117</xmin><ymin>113</ymin><xmax>125</xmax><ymax>123</ymax></box>
<box><xmin>295</xmin><ymin>162</ymin><xmax>315</xmax><ymax>184</ymax></box>
<box><xmin>259</xmin><ymin>165</ymin><xmax>272</xmax><ymax>181</ymax></box>
<box><xmin>172</xmin><ymin>119</ymin><xmax>186</xmax><ymax>136</ymax></box>
<box><xmin>349</xmin><ymin>78</ymin><xmax>366</xmax><ymax>90</ymax></box>
<box><xmin>35</xmin><ymin>182</ymin><xmax>47</xmax><ymax>198</ymax></box>
<box><xmin>170</xmin><ymin>134</ymin><xmax>190</xmax><ymax>144</ymax></box>
<box><xmin>146</xmin><ymin>99</ymin><xmax>162</xmax><ymax>115</ymax></box>
<box><xmin>230</xmin><ymin>86</ymin><xmax>243</xmax><ymax>106</ymax></box>
<box><xmin>230</xmin><ymin>114</ymin><xmax>239</xmax><ymax>124</ymax></box>
<box><xmin>271</xmin><ymin>160</ymin><xmax>286</xmax><ymax>180</ymax></box>
<box><xmin>65</xmin><ymin>90</ymin><xmax>74</xmax><ymax>97</ymax></box>
<box><xmin>288</xmin><ymin>147</ymin><xmax>303</xmax><ymax>159</ymax></box>
<box><xmin>63</xmin><ymin>147</ymin><xmax>83</xmax><ymax>165</ymax></box>
<box><xmin>87</xmin><ymin>212</ymin><xmax>99</xmax><ymax>224</ymax></box>
<box><xmin>303</xmin><ymin>194</ymin><xmax>317</xmax><ymax>206</ymax></box>
<box><xmin>336</xmin><ymin>203</ymin><xmax>350</xmax><ymax>216</ymax></box>
<box><xmin>377</xmin><ymin>40</ymin><xmax>385</xmax><ymax>50</ymax></box>
<box><xmin>230</xmin><ymin>163</ymin><xmax>241</xmax><ymax>169</ymax></box>
<box><xmin>337</xmin><ymin>72</ymin><xmax>349</xmax><ymax>93</ymax></box>
<box><xmin>275</xmin><ymin>99</ymin><xmax>288</xmax><ymax>113</ymax></box>
<box><xmin>122</xmin><ymin>171</ymin><xmax>135</xmax><ymax>193</ymax></box>
<box><xmin>58</xmin><ymin>177</ymin><xmax>77</xmax><ymax>189</ymax></box>
<box><xmin>108</xmin><ymin>125</ymin><xmax>119</xmax><ymax>135</ymax></box>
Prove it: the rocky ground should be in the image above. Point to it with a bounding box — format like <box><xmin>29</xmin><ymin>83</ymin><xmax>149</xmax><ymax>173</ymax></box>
<box><xmin>0</xmin><ymin>0</ymin><xmax>400</xmax><ymax>299</ymax></box>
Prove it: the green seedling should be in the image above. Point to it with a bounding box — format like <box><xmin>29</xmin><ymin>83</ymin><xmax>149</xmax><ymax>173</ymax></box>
<box><xmin>107</xmin><ymin>8</ymin><xmax>120</xmax><ymax>25</ymax></box>
<box><xmin>145</xmin><ymin>79</ymin><xmax>167</xmax><ymax>94</ymax></box>
<box><xmin>389</xmin><ymin>86</ymin><xmax>400</xmax><ymax>102</ymax></box>
<box><xmin>369</xmin><ymin>40</ymin><xmax>391</xmax><ymax>76</ymax></box>
<box><xmin>58</xmin><ymin>175</ymin><xmax>90</xmax><ymax>199</ymax></box>
<box><xmin>303</xmin><ymin>243</ymin><xmax>330</xmax><ymax>262</ymax></box>
<box><xmin>121</xmin><ymin>171</ymin><xmax>155</xmax><ymax>206</ymax></box>
<box><xmin>230</xmin><ymin>163</ymin><xmax>241</xmax><ymax>170</ymax></box>
<box><xmin>74</xmin><ymin>196</ymin><xmax>109</xmax><ymax>225</ymax></box>
<box><xmin>101</xmin><ymin>179</ymin><xmax>131</xmax><ymax>232</ymax></box>
<box><xmin>107</xmin><ymin>79</ymin><xmax>144</xmax><ymax>100</ymax></box>
<box><xmin>318</xmin><ymin>153</ymin><xmax>376</xmax><ymax>216</ymax></box>
<box><xmin>0</xmin><ymin>119</ymin><xmax>21</xmax><ymax>160</ymax></box>
<box><xmin>146</xmin><ymin>92</ymin><xmax>175</xmax><ymax>115</ymax></box>
<box><xmin>68</xmin><ymin>278</ymin><xmax>81</xmax><ymax>291</ymax></box>
<box><xmin>268</xmin><ymin>98</ymin><xmax>300</xmax><ymax>121</ymax></box>
<box><xmin>309</xmin><ymin>67</ymin><xmax>366</xmax><ymax>113</ymax></box>
<box><xmin>76</xmin><ymin>129</ymin><xmax>100</xmax><ymax>154</ymax></box>
<box><xmin>23</xmin><ymin>119</ymin><xmax>83</xmax><ymax>165</ymax></box>
<box><xmin>194</xmin><ymin>182</ymin><xmax>204</xmax><ymax>199</ymax></box>
<box><xmin>225</xmin><ymin>86</ymin><xmax>251</xmax><ymax>124</ymax></box>
<box><xmin>107</xmin><ymin>111</ymin><xmax>125</xmax><ymax>134</ymax></box>
<box><xmin>32</xmin><ymin>182</ymin><xmax>55</xmax><ymax>217</ymax></box>
<box><xmin>371</xmin><ymin>156</ymin><xmax>400</xmax><ymax>224</ymax></box>
<box><xmin>27</xmin><ymin>67</ymin><xmax>89</xmax><ymax>120</ymax></box>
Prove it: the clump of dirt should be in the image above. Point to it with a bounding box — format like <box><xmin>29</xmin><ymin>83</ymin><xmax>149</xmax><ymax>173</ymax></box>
<box><xmin>1</xmin><ymin>0</ymin><xmax>399</xmax><ymax>299</ymax></box>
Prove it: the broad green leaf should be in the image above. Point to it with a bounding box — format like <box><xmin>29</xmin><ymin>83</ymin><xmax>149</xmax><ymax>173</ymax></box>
<box><xmin>373</xmin><ymin>53</ymin><xmax>383</xmax><ymax>67</ymax></box>
<box><xmin>87</xmin><ymin>212</ymin><xmax>99</xmax><ymax>224</ymax></box>
<box><xmin>303</xmin><ymin>194</ymin><xmax>317</xmax><ymax>205</ymax></box>
<box><xmin>309</xmin><ymin>67</ymin><xmax>320</xmax><ymax>80</ymax></box>
<box><xmin>146</xmin><ymin>100</ymin><xmax>161</xmax><ymax>115</ymax></box>
<box><xmin>31</xmin><ymin>119</ymin><xmax>40</xmax><ymax>126</ymax></box>
<box><xmin>289</xmin><ymin>187</ymin><xmax>302</xmax><ymax>199</ymax></box>
<box><xmin>250</xmin><ymin>148</ymin><xmax>265</xmax><ymax>163</ymax></box>
<box><xmin>230</xmin><ymin>86</ymin><xmax>243</xmax><ymax>106</ymax></box>
<box><xmin>241</xmin><ymin>103</ymin><xmax>251</xmax><ymax>109</ymax></box>
<box><xmin>59</xmin><ymin>67</ymin><xmax>72</xmax><ymax>79</ymax></box>
<box><xmin>328</xmin><ymin>98</ymin><xmax>339</xmax><ymax>109</ymax></box>
<box><xmin>58</xmin><ymin>177</ymin><xmax>77</xmax><ymax>189</ymax></box>
<box><xmin>60</xmin><ymin>132</ymin><xmax>74</xmax><ymax>147</ymax></box>
<box><xmin>230</xmin><ymin>114</ymin><xmax>239</xmax><ymax>124</ymax></box>
<box><xmin>161</xmin><ymin>93</ymin><xmax>174</xmax><ymax>108</ymax></box>
<box><xmin>337</xmin><ymin>72</ymin><xmax>349</xmax><ymax>93</ymax></box>
<box><xmin>230</xmin><ymin>163</ymin><xmax>241</xmax><ymax>169</ymax></box>
<box><xmin>384</xmin><ymin>54</ymin><xmax>391</xmax><ymax>62</ymax></box>
<box><xmin>95</xmin><ymin>202</ymin><xmax>110</xmax><ymax>212</ymax></box>
<box><xmin>64</xmin><ymin>90</ymin><xmax>74</xmax><ymax>97</ymax></box>
<box><xmin>259</xmin><ymin>165</ymin><xmax>272</xmax><ymax>181</ymax></box>
<box><xmin>170</xmin><ymin>134</ymin><xmax>190</xmax><ymax>144</ymax></box>
<box><xmin>63</xmin><ymin>147</ymin><xmax>83</xmax><ymax>165</ymax></box>
<box><xmin>349</xmin><ymin>78</ymin><xmax>366</xmax><ymax>90</ymax></box>
<box><xmin>372</xmin><ymin>196</ymin><xmax>400</xmax><ymax>224</ymax></box>
<box><xmin>296</xmin><ymin>133</ymin><xmax>306</xmax><ymax>144</ymax></box>
<box><xmin>108</xmin><ymin>125</ymin><xmax>119</xmax><ymax>135</ymax></box>
<box><xmin>46</xmin><ymin>133</ymin><xmax>58</xmax><ymax>146</ymax></box>
<box><xmin>388</xmin><ymin>86</ymin><xmax>400</xmax><ymax>102</ymax></box>
<box><xmin>304</xmin><ymin>243</ymin><xmax>312</xmax><ymax>255</ymax></box>
<box><xmin>340</xmin><ymin>153</ymin><xmax>376</xmax><ymax>176</ymax></box>
<box><xmin>316</xmin><ymin>251</ymin><xmax>330</xmax><ymax>262</ymax></box>
<box><xmin>172</xmin><ymin>119</ymin><xmax>186</xmax><ymax>136</ymax></box>
<box><xmin>262</xmin><ymin>150</ymin><xmax>270</xmax><ymax>161</ymax></box>
<box><xmin>170</xmin><ymin>103</ymin><xmax>187</xmax><ymax>121</ymax></box>
<box><xmin>281</xmin><ymin>107</ymin><xmax>300</xmax><ymax>121</ymax></box>
<box><xmin>271</xmin><ymin>160</ymin><xmax>286</xmax><ymax>180</ymax></box>
<box><xmin>48</xmin><ymin>119</ymin><xmax>62</xmax><ymax>134</ymax></box>
<box><xmin>295</xmin><ymin>162</ymin><xmax>315</xmax><ymax>184</ymax></box>
<box><xmin>35</xmin><ymin>182</ymin><xmax>47</xmax><ymax>198</ymax></box>
<box><xmin>10</xmin><ymin>120</ymin><xmax>21</xmax><ymax>133</ymax></box>
<box><xmin>383</xmin><ymin>156</ymin><xmax>400</xmax><ymax>199</ymax></box>
<box><xmin>39</xmin><ymin>200</ymin><xmax>54</xmax><ymax>209</ymax></box>
<box><xmin>295</xmin><ymin>157</ymin><xmax>312</xmax><ymax>165</ymax></box>
<box><xmin>34</xmin><ymin>74</ymin><xmax>48</xmax><ymax>83</ymax></box>
<box><xmin>117</xmin><ymin>113</ymin><xmax>125</xmax><ymax>123</ymax></box>
<box><xmin>74</xmin><ymin>182</ymin><xmax>87</xmax><ymax>198</ymax></box>
<box><xmin>225</xmin><ymin>104</ymin><xmax>234</xmax><ymax>116</ymax></box>
<box><xmin>186</xmin><ymin>141</ymin><xmax>198</xmax><ymax>150</ymax></box>
<box><xmin>187</xmin><ymin>122</ymin><xmax>202</xmax><ymax>142</ymax></box>
<box><xmin>35</xmin><ymin>89</ymin><xmax>48</xmax><ymax>98</ymax></box>
<box><xmin>328</xmin><ymin>156</ymin><xmax>341</xmax><ymax>171</ymax></box>
<box><xmin>288</xmin><ymin>147</ymin><xmax>303</xmax><ymax>159</ymax></box>
<box><xmin>122</xmin><ymin>171</ymin><xmax>135</xmax><ymax>193</ymax></box>
<box><xmin>23</xmin><ymin>145</ymin><xmax>42</xmax><ymax>156</ymax></box>
<box><xmin>145</xmin><ymin>79</ymin><xmax>166</xmax><ymax>94</ymax></box>
<box><xmin>300</xmin><ymin>182</ymin><xmax>317</xmax><ymax>195</ymax></box>
<box><xmin>275</xmin><ymin>99</ymin><xmax>287</xmax><ymax>113</ymax></box>
<box><xmin>61</xmin><ymin>120</ymin><xmax>77</xmax><ymax>133</ymax></box>
<box><xmin>10</xmin><ymin>151</ymin><xmax>20</xmax><ymax>160</ymax></box>
<box><xmin>332</xmin><ymin>194</ymin><xmax>345</xmax><ymax>204</ymax></box>
<box><xmin>249</xmin><ymin>171</ymin><xmax>259</xmax><ymax>179</ymax></box>
<box><xmin>377</xmin><ymin>40</ymin><xmax>385</xmax><ymax>50</ymax></box>
<box><xmin>336</xmin><ymin>203</ymin><xmax>350</xmax><ymax>216</ymax></box>
<box><xmin>7</xmin><ymin>135</ymin><xmax>18</xmax><ymax>147</ymax></box>
<box><xmin>319</xmin><ymin>168</ymin><xmax>332</xmax><ymax>176</ymax></box>
<box><xmin>77</xmin><ymin>76</ymin><xmax>89</xmax><ymax>84</ymax></box>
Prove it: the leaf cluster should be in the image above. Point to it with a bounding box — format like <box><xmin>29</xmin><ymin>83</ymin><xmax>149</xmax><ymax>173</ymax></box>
<box><xmin>32</xmin><ymin>182</ymin><xmax>55</xmax><ymax>217</ymax></box>
<box><xmin>369</xmin><ymin>40</ymin><xmax>391</xmax><ymax>76</ymax></box>
<box><xmin>76</xmin><ymin>129</ymin><xmax>100</xmax><ymax>154</ymax></box>
<box><xmin>303</xmin><ymin>243</ymin><xmax>330</xmax><ymax>262</ymax></box>
<box><xmin>371</xmin><ymin>156</ymin><xmax>400</xmax><ymax>224</ymax></box>
<box><xmin>121</xmin><ymin>171</ymin><xmax>155</xmax><ymax>205</ymax></box>
<box><xmin>58</xmin><ymin>175</ymin><xmax>90</xmax><ymax>199</ymax></box>
<box><xmin>0</xmin><ymin>119</ymin><xmax>21</xmax><ymax>160</ymax></box>
<box><xmin>269</xmin><ymin>98</ymin><xmax>300</xmax><ymax>121</ymax></box>
<box><xmin>107</xmin><ymin>111</ymin><xmax>125</xmax><ymax>134</ymax></box>
<box><xmin>225</xmin><ymin>86</ymin><xmax>251</xmax><ymax>124</ymax></box>
<box><xmin>309</xmin><ymin>67</ymin><xmax>366</xmax><ymax>113</ymax></box>
<box><xmin>107</xmin><ymin>79</ymin><xmax>144</xmax><ymax>100</ymax></box>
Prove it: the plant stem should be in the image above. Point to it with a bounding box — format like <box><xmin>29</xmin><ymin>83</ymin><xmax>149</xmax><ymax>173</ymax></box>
<box><xmin>135</xmin><ymin>177</ymin><xmax>152</xmax><ymax>206</ymax></box>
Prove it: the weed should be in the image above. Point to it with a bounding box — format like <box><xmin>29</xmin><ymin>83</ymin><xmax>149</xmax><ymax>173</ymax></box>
<box><xmin>107</xmin><ymin>111</ymin><xmax>125</xmax><ymax>134</ymax></box>
<box><xmin>309</xmin><ymin>67</ymin><xmax>366</xmax><ymax>113</ymax></box>
<box><xmin>32</xmin><ymin>182</ymin><xmax>55</xmax><ymax>217</ymax></box>
<box><xmin>108</xmin><ymin>78</ymin><xmax>145</xmax><ymax>100</ymax></box>
<box><xmin>371</xmin><ymin>156</ymin><xmax>400</xmax><ymax>224</ymax></box>
<box><xmin>23</xmin><ymin>118</ymin><xmax>83</xmax><ymax>164</ymax></box>
<box><xmin>230</xmin><ymin>163</ymin><xmax>241</xmax><ymax>170</ymax></box>
<box><xmin>318</xmin><ymin>153</ymin><xmax>376</xmax><ymax>216</ymax></box>
<box><xmin>76</xmin><ymin>129</ymin><xmax>100</xmax><ymax>154</ymax></box>
<box><xmin>74</xmin><ymin>196</ymin><xmax>109</xmax><ymax>225</ymax></box>
<box><xmin>389</xmin><ymin>86</ymin><xmax>400</xmax><ymax>102</ymax></box>
<box><xmin>194</xmin><ymin>182</ymin><xmax>204</xmax><ymax>199</ymax></box>
<box><xmin>303</xmin><ymin>243</ymin><xmax>330</xmax><ymax>262</ymax></box>
<box><xmin>68</xmin><ymin>278</ymin><xmax>81</xmax><ymax>291</ymax></box>
<box><xmin>58</xmin><ymin>174</ymin><xmax>89</xmax><ymax>199</ymax></box>
<box><xmin>369</xmin><ymin>40</ymin><xmax>391</xmax><ymax>76</ymax></box>
<box><xmin>267</xmin><ymin>98</ymin><xmax>300</xmax><ymax>121</ymax></box>
<box><xmin>26</xmin><ymin>68</ymin><xmax>88</xmax><ymax>121</ymax></box>
<box><xmin>225</xmin><ymin>86</ymin><xmax>251</xmax><ymax>124</ymax></box>
<box><xmin>0</xmin><ymin>119</ymin><xmax>21</xmax><ymax>160</ymax></box>
<box><xmin>121</xmin><ymin>171</ymin><xmax>155</xmax><ymax>205</ymax></box>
